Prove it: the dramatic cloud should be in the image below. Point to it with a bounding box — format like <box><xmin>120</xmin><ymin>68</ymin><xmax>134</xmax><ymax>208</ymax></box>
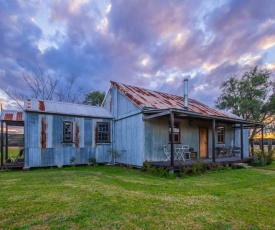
<box><xmin>0</xmin><ymin>0</ymin><xmax>274</xmax><ymax>109</ymax></box>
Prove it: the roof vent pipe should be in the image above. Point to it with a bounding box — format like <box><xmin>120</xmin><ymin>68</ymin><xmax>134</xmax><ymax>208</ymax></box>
<box><xmin>183</xmin><ymin>78</ymin><xmax>188</xmax><ymax>110</ymax></box>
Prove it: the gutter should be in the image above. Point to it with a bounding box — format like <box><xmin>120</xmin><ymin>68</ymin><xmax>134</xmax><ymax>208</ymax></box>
<box><xmin>114</xmin><ymin>111</ymin><xmax>143</xmax><ymax>122</ymax></box>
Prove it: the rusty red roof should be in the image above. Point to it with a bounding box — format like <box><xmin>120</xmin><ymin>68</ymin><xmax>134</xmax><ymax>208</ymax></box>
<box><xmin>111</xmin><ymin>81</ymin><xmax>240</xmax><ymax>119</ymax></box>
<box><xmin>0</xmin><ymin>110</ymin><xmax>24</xmax><ymax>121</ymax></box>
<box><xmin>24</xmin><ymin>99</ymin><xmax>112</xmax><ymax>118</ymax></box>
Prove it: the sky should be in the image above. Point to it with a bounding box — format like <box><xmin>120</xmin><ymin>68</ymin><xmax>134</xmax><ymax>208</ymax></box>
<box><xmin>0</xmin><ymin>0</ymin><xmax>275</xmax><ymax>110</ymax></box>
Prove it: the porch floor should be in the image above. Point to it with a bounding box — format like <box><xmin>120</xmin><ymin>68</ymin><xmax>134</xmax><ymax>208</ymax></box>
<box><xmin>149</xmin><ymin>157</ymin><xmax>252</xmax><ymax>169</ymax></box>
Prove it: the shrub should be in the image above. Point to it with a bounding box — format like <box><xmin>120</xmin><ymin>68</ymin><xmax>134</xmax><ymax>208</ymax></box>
<box><xmin>178</xmin><ymin>162</ymin><xmax>192</xmax><ymax>175</ymax></box>
<box><xmin>88</xmin><ymin>157</ymin><xmax>97</xmax><ymax>166</ymax></box>
<box><xmin>251</xmin><ymin>150</ymin><xmax>273</xmax><ymax>166</ymax></box>
<box><xmin>70</xmin><ymin>156</ymin><xmax>76</xmax><ymax>164</ymax></box>
<box><xmin>107</xmin><ymin>147</ymin><xmax>126</xmax><ymax>164</ymax></box>
<box><xmin>191</xmin><ymin>159</ymin><xmax>206</xmax><ymax>175</ymax></box>
<box><xmin>143</xmin><ymin>161</ymin><xmax>169</xmax><ymax>177</ymax></box>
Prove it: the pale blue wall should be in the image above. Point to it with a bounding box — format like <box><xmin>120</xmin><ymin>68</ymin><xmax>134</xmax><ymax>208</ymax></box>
<box><xmin>104</xmin><ymin>86</ymin><xmax>145</xmax><ymax>166</ymax></box>
<box><xmin>24</xmin><ymin>112</ymin><xmax>112</xmax><ymax>168</ymax></box>
<box><xmin>144</xmin><ymin>118</ymin><xmax>247</xmax><ymax>161</ymax></box>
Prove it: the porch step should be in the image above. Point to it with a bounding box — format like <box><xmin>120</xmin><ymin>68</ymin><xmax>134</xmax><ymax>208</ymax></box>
<box><xmin>232</xmin><ymin>163</ymin><xmax>252</xmax><ymax>169</ymax></box>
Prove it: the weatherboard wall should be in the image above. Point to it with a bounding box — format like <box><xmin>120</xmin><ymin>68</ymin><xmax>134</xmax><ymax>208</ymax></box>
<box><xmin>24</xmin><ymin>112</ymin><xmax>112</xmax><ymax>168</ymax></box>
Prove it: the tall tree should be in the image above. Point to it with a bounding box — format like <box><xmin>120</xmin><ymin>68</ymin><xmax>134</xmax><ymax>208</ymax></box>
<box><xmin>215</xmin><ymin>66</ymin><xmax>275</xmax><ymax>137</ymax></box>
<box><xmin>0</xmin><ymin>66</ymin><xmax>86</xmax><ymax>109</ymax></box>
<box><xmin>83</xmin><ymin>90</ymin><xmax>105</xmax><ymax>106</ymax></box>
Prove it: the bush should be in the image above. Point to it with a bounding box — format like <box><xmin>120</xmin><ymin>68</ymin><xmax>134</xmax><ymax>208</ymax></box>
<box><xmin>191</xmin><ymin>159</ymin><xmax>206</xmax><ymax>175</ymax></box>
<box><xmin>88</xmin><ymin>157</ymin><xmax>97</xmax><ymax>166</ymax></box>
<box><xmin>107</xmin><ymin>147</ymin><xmax>126</xmax><ymax>164</ymax></box>
<box><xmin>251</xmin><ymin>150</ymin><xmax>273</xmax><ymax>166</ymax></box>
<box><xmin>70</xmin><ymin>156</ymin><xmax>76</xmax><ymax>164</ymax></box>
<box><xmin>178</xmin><ymin>162</ymin><xmax>192</xmax><ymax>175</ymax></box>
<box><xmin>143</xmin><ymin>161</ymin><xmax>169</xmax><ymax>177</ymax></box>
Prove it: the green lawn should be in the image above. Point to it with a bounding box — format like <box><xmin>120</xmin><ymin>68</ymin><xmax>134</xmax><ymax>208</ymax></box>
<box><xmin>256</xmin><ymin>161</ymin><xmax>275</xmax><ymax>170</ymax></box>
<box><xmin>0</xmin><ymin>166</ymin><xmax>275</xmax><ymax>229</ymax></box>
<box><xmin>2</xmin><ymin>147</ymin><xmax>21</xmax><ymax>159</ymax></box>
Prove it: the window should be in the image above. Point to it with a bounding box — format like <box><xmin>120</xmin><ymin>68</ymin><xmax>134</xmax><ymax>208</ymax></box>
<box><xmin>169</xmin><ymin>122</ymin><xmax>180</xmax><ymax>143</ymax></box>
<box><xmin>217</xmin><ymin>127</ymin><xmax>225</xmax><ymax>144</ymax></box>
<box><xmin>63</xmin><ymin>121</ymin><xmax>73</xmax><ymax>143</ymax></box>
<box><xmin>97</xmin><ymin>122</ymin><xmax>111</xmax><ymax>143</ymax></box>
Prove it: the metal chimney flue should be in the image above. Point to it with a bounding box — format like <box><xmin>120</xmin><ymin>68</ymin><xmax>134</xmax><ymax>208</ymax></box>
<box><xmin>183</xmin><ymin>78</ymin><xmax>188</xmax><ymax>110</ymax></box>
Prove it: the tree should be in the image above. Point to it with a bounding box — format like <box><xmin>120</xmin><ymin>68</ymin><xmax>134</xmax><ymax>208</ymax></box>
<box><xmin>83</xmin><ymin>90</ymin><xmax>105</xmax><ymax>106</ymax></box>
<box><xmin>215</xmin><ymin>66</ymin><xmax>275</xmax><ymax>138</ymax></box>
<box><xmin>0</xmin><ymin>66</ymin><xmax>86</xmax><ymax>109</ymax></box>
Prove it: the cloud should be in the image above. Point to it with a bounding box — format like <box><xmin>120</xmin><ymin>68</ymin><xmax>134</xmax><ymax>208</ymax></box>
<box><xmin>203</xmin><ymin>0</ymin><xmax>275</xmax><ymax>65</ymax></box>
<box><xmin>0</xmin><ymin>0</ymin><xmax>274</xmax><ymax>109</ymax></box>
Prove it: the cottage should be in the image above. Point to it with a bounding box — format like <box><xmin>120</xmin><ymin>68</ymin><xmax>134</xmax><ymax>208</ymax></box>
<box><xmin>102</xmin><ymin>80</ymin><xmax>263</xmax><ymax>167</ymax></box>
<box><xmin>1</xmin><ymin>80</ymin><xmax>264</xmax><ymax>170</ymax></box>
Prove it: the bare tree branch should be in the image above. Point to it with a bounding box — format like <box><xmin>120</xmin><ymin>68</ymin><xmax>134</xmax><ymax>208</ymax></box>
<box><xmin>0</xmin><ymin>65</ymin><xmax>87</xmax><ymax>109</ymax></box>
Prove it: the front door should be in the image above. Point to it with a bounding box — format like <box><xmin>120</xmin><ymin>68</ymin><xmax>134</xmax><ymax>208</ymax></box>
<box><xmin>199</xmin><ymin>127</ymin><xmax>208</xmax><ymax>158</ymax></box>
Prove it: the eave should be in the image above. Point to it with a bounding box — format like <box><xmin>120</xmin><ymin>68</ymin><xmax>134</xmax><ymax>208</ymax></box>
<box><xmin>142</xmin><ymin>108</ymin><xmax>264</xmax><ymax>127</ymax></box>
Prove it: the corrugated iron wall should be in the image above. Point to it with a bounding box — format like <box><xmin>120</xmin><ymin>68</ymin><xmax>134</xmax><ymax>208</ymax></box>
<box><xmin>109</xmin><ymin>87</ymin><xmax>145</xmax><ymax>166</ymax></box>
<box><xmin>24</xmin><ymin>112</ymin><xmax>112</xmax><ymax>168</ymax></box>
<box><xmin>114</xmin><ymin>113</ymin><xmax>144</xmax><ymax>166</ymax></box>
<box><xmin>144</xmin><ymin>117</ymin><xmax>249</xmax><ymax>161</ymax></box>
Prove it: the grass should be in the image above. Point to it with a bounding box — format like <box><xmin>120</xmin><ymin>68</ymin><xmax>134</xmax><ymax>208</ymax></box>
<box><xmin>255</xmin><ymin>161</ymin><xmax>275</xmax><ymax>170</ymax></box>
<box><xmin>0</xmin><ymin>147</ymin><xmax>23</xmax><ymax>164</ymax></box>
<box><xmin>0</xmin><ymin>166</ymin><xmax>275</xmax><ymax>229</ymax></box>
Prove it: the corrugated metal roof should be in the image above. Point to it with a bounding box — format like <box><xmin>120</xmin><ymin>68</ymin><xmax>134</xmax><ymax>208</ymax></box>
<box><xmin>111</xmin><ymin>81</ymin><xmax>241</xmax><ymax>120</ymax></box>
<box><xmin>24</xmin><ymin>99</ymin><xmax>113</xmax><ymax>118</ymax></box>
<box><xmin>0</xmin><ymin>110</ymin><xmax>24</xmax><ymax>121</ymax></box>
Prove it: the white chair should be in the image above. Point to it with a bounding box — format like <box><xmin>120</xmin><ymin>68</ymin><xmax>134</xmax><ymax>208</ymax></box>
<box><xmin>230</xmin><ymin>146</ymin><xmax>241</xmax><ymax>157</ymax></box>
<box><xmin>163</xmin><ymin>145</ymin><xmax>171</xmax><ymax>162</ymax></box>
<box><xmin>180</xmin><ymin>145</ymin><xmax>191</xmax><ymax>161</ymax></box>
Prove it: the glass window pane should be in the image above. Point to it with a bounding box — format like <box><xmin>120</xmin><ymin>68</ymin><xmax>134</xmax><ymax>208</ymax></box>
<box><xmin>97</xmin><ymin>122</ymin><xmax>110</xmax><ymax>143</ymax></box>
<box><xmin>63</xmin><ymin>121</ymin><xmax>73</xmax><ymax>142</ymax></box>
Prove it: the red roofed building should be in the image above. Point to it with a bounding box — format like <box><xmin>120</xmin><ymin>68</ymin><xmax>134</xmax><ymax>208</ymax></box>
<box><xmin>103</xmin><ymin>80</ymin><xmax>263</xmax><ymax>167</ymax></box>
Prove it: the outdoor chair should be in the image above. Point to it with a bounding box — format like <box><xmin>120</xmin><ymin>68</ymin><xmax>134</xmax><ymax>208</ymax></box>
<box><xmin>216</xmin><ymin>147</ymin><xmax>227</xmax><ymax>157</ymax></box>
<box><xmin>163</xmin><ymin>145</ymin><xmax>171</xmax><ymax>162</ymax></box>
<box><xmin>179</xmin><ymin>145</ymin><xmax>191</xmax><ymax>161</ymax></box>
<box><xmin>230</xmin><ymin>147</ymin><xmax>241</xmax><ymax>157</ymax></box>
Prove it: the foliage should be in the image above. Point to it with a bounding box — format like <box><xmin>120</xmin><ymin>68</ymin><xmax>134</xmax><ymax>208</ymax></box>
<box><xmin>83</xmin><ymin>90</ymin><xmax>105</xmax><ymax>106</ymax></box>
<box><xmin>88</xmin><ymin>157</ymin><xmax>97</xmax><ymax>165</ymax></box>
<box><xmin>178</xmin><ymin>163</ymin><xmax>192</xmax><ymax>176</ymax></box>
<box><xmin>251</xmin><ymin>150</ymin><xmax>273</xmax><ymax>166</ymax></box>
<box><xmin>215</xmin><ymin>66</ymin><xmax>275</xmax><ymax>137</ymax></box>
<box><xmin>70</xmin><ymin>156</ymin><xmax>76</xmax><ymax>164</ymax></box>
<box><xmin>0</xmin><ymin>167</ymin><xmax>275</xmax><ymax>229</ymax></box>
<box><xmin>143</xmin><ymin>160</ymin><xmax>170</xmax><ymax>177</ymax></box>
<box><xmin>0</xmin><ymin>65</ymin><xmax>86</xmax><ymax>109</ymax></box>
<box><xmin>255</xmin><ymin>160</ymin><xmax>275</xmax><ymax>170</ymax></box>
<box><xmin>178</xmin><ymin>161</ymin><xmax>227</xmax><ymax>176</ymax></box>
<box><xmin>189</xmin><ymin>146</ymin><xmax>194</xmax><ymax>152</ymax></box>
<box><xmin>191</xmin><ymin>159</ymin><xmax>206</xmax><ymax>175</ymax></box>
<box><xmin>107</xmin><ymin>147</ymin><xmax>126</xmax><ymax>164</ymax></box>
